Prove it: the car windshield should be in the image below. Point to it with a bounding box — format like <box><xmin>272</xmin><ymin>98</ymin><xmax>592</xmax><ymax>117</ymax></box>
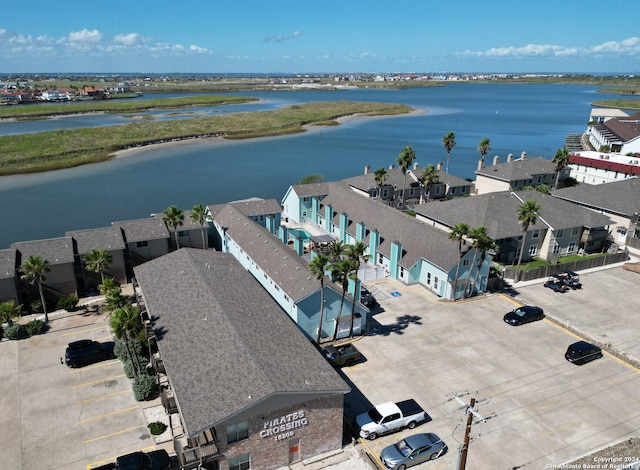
<box><xmin>513</xmin><ymin>309</ymin><xmax>526</xmax><ymax>317</ymax></box>
<box><xmin>395</xmin><ymin>439</ymin><xmax>414</xmax><ymax>457</ymax></box>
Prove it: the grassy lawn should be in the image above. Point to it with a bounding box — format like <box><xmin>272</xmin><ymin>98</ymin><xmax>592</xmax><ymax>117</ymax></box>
<box><xmin>0</xmin><ymin>101</ymin><xmax>413</xmax><ymax>175</ymax></box>
<box><xmin>515</xmin><ymin>252</ymin><xmax>608</xmax><ymax>271</ymax></box>
<box><xmin>590</xmin><ymin>99</ymin><xmax>640</xmax><ymax>110</ymax></box>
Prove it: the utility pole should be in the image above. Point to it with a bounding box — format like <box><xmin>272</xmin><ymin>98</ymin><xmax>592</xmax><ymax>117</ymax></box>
<box><xmin>446</xmin><ymin>391</ymin><xmax>497</xmax><ymax>470</ymax></box>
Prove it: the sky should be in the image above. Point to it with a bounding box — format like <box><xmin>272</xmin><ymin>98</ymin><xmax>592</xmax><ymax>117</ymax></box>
<box><xmin>1</xmin><ymin>0</ymin><xmax>639</xmax><ymax>75</ymax></box>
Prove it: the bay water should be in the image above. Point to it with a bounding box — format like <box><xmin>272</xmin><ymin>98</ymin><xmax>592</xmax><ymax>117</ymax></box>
<box><xmin>0</xmin><ymin>84</ymin><xmax>605</xmax><ymax>248</ymax></box>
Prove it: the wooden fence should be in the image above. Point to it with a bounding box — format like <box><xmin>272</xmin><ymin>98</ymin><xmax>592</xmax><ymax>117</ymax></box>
<box><xmin>503</xmin><ymin>249</ymin><xmax>629</xmax><ymax>282</ymax></box>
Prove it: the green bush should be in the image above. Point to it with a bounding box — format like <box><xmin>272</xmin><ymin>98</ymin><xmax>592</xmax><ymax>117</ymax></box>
<box><xmin>4</xmin><ymin>323</ymin><xmax>28</xmax><ymax>340</ymax></box>
<box><xmin>133</xmin><ymin>373</ymin><xmax>159</xmax><ymax>401</ymax></box>
<box><xmin>148</xmin><ymin>421</ymin><xmax>167</xmax><ymax>435</ymax></box>
<box><xmin>123</xmin><ymin>360</ymin><xmax>135</xmax><ymax>379</ymax></box>
<box><xmin>25</xmin><ymin>319</ymin><xmax>45</xmax><ymax>336</ymax></box>
<box><xmin>31</xmin><ymin>299</ymin><xmax>43</xmax><ymax>313</ymax></box>
<box><xmin>58</xmin><ymin>296</ymin><xmax>79</xmax><ymax>311</ymax></box>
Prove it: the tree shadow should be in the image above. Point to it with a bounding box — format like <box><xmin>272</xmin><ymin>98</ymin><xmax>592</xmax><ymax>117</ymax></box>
<box><xmin>367</xmin><ymin>314</ymin><xmax>423</xmax><ymax>336</ymax></box>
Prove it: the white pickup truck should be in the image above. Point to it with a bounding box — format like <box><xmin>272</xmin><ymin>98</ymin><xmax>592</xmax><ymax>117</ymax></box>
<box><xmin>354</xmin><ymin>399</ymin><xmax>427</xmax><ymax>440</ymax></box>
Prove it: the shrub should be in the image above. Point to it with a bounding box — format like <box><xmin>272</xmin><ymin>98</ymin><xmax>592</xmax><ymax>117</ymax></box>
<box><xmin>4</xmin><ymin>323</ymin><xmax>28</xmax><ymax>340</ymax></box>
<box><xmin>133</xmin><ymin>373</ymin><xmax>159</xmax><ymax>401</ymax></box>
<box><xmin>148</xmin><ymin>421</ymin><xmax>167</xmax><ymax>435</ymax></box>
<box><xmin>31</xmin><ymin>299</ymin><xmax>43</xmax><ymax>313</ymax></box>
<box><xmin>25</xmin><ymin>319</ymin><xmax>45</xmax><ymax>336</ymax></box>
<box><xmin>123</xmin><ymin>360</ymin><xmax>136</xmax><ymax>379</ymax></box>
<box><xmin>58</xmin><ymin>296</ymin><xmax>79</xmax><ymax>312</ymax></box>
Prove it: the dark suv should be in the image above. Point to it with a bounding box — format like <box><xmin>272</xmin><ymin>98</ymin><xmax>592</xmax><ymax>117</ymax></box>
<box><xmin>65</xmin><ymin>339</ymin><xmax>116</xmax><ymax>368</ymax></box>
<box><xmin>565</xmin><ymin>341</ymin><xmax>603</xmax><ymax>365</ymax></box>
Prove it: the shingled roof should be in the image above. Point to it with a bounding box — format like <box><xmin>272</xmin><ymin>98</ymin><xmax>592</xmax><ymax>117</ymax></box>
<box><xmin>0</xmin><ymin>249</ymin><xmax>16</xmax><ymax>280</ymax></box>
<box><xmin>134</xmin><ymin>249</ymin><xmax>349</xmax><ymax>437</ymax></box>
<box><xmin>11</xmin><ymin>237</ymin><xmax>75</xmax><ymax>265</ymax></box>
<box><xmin>213</xmin><ymin>204</ymin><xmax>324</xmax><ymax>302</ymax></box>
<box><xmin>416</xmin><ymin>190</ymin><xmax>613</xmax><ymax>240</ymax></box>
<box><xmin>111</xmin><ymin>217</ymin><xmax>169</xmax><ymax>243</ymax></box>
<box><xmin>553</xmin><ymin>178</ymin><xmax>640</xmax><ymax>217</ymax></box>
<box><xmin>475</xmin><ymin>156</ymin><xmax>556</xmax><ymax>182</ymax></box>
<box><xmin>66</xmin><ymin>226</ymin><xmax>126</xmax><ymax>255</ymax></box>
<box><xmin>320</xmin><ymin>182</ymin><xmax>460</xmax><ymax>271</ymax></box>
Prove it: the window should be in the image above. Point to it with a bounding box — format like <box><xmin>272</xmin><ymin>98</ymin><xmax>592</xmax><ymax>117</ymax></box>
<box><xmin>136</xmin><ymin>241</ymin><xmax>148</xmax><ymax>248</ymax></box>
<box><xmin>532</xmin><ymin>229</ymin><xmax>540</xmax><ymax>239</ymax></box>
<box><xmin>528</xmin><ymin>245</ymin><xmax>537</xmax><ymax>256</ymax></box>
<box><xmin>463</xmin><ymin>259</ymin><xmax>470</xmax><ymax>266</ymax></box>
<box><xmin>178</xmin><ymin>230</ymin><xmax>189</xmax><ymax>237</ymax></box>
<box><xmin>434</xmin><ymin>277</ymin><xmax>439</xmax><ymax>290</ymax></box>
<box><xmin>227</xmin><ymin>422</ymin><xmax>249</xmax><ymax>444</ymax></box>
<box><xmin>552</xmin><ymin>244</ymin><xmax>561</xmax><ymax>254</ymax></box>
<box><xmin>451</xmin><ymin>188</ymin><xmax>456</xmax><ymax>194</ymax></box>
<box><xmin>427</xmin><ymin>272</ymin><xmax>431</xmax><ymax>286</ymax></box>
<box><xmin>568</xmin><ymin>242</ymin><xmax>577</xmax><ymax>254</ymax></box>
<box><xmin>572</xmin><ymin>227</ymin><xmax>580</xmax><ymax>236</ymax></box>
<box><xmin>228</xmin><ymin>453</ymin><xmax>250</xmax><ymax>470</ymax></box>
<box><xmin>556</xmin><ymin>229</ymin><xmax>564</xmax><ymax>238</ymax></box>
<box><xmin>517</xmin><ymin>235</ymin><xmax>523</xmax><ymax>242</ymax></box>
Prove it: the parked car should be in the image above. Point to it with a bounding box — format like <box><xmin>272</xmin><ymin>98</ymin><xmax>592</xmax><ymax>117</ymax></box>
<box><xmin>64</xmin><ymin>339</ymin><xmax>116</xmax><ymax>368</ymax></box>
<box><xmin>554</xmin><ymin>271</ymin><xmax>582</xmax><ymax>289</ymax></box>
<box><xmin>355</xmin><ymin>399</ymin><xmax>427</xmax><ymax>440</ymax></box>
<box><xmin>360</xmin><ymin>285</ymin><xmax>378</xmax><ymax>308</ymax></box>
<box><xmin>321</xmin><ymin>344</ymin><xmax>362</xmax><ymax>367</ymax></box>
<box><xmin>544</xmin><ymin>277</ymin><xmax>570</xmax><ymax>293</ymax></box>
<box><xmin>503</xmin><ymin>305</ymin><xmax>545</xmax><ymax>326</ymax></box>
<box><xmin>565</xmin><ymin>341</ymin><xmax>603</xmax><ymax>365</ymax></box>
<box><xmin>380</xmin><ymin>433</ymin><xmax>447</xmax><ymax>469</ymax></box>
<box><xmin>92</xmin><ymin>449</ymin><xmax>171</xmax><ymax>470</ymax></box>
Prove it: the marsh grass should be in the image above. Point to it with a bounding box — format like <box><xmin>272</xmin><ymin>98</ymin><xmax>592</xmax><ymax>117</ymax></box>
<box><xmin>0</xmin><ymin>101</ymin><xmax>412</xmax><ymax>175</ymax></box>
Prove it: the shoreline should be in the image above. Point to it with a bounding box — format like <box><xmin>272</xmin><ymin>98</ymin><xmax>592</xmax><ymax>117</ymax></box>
<box><xmin>112</xmin><ymin>107</ymin><xmax>425</xmax><ymax>160</ymax></box>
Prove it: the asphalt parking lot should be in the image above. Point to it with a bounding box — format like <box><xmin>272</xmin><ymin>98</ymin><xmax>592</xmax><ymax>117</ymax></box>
<box><xmin>345</xmin><ymin>266</ymin><xmax>640</xmax><ymax>469</ymax></box>
<box><xmin>0</xmin><ymin>311</ymin><xmax>164</xmax><ymax>470</ymax></box>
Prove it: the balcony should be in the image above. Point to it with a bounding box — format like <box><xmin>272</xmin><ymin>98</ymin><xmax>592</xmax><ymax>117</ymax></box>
<box><xmin>173</xmin><ymin>430</ymin><xmax>220</xmax><ymax>470</ymax></box>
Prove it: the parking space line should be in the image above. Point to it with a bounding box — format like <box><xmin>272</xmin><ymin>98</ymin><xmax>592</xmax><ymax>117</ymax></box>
<box><xmin>76</xmin><ymin>389</ymin><xmax>132</xmax><ymax>405</ymax></box>
<box><xmin>79</xmin><ymin>405</ymin><xmax>141</xmax><ymax>424</ymax></box>
<box><xmin>83</xmin><ymin>425</ymin><xmax>147</xmax><ymax>444</ymax></box>
<box><xmin>62</xmin><ymin>325</ymin><xmax>107</xmax><ymax>337</ymax></box>
<box><xmin>72</xmin><ymin>374</ymin><xmax>126</xmax><ymax>388</ymax></box>
<box><xmin>67</xmin><ymin>360</ymin><xmax>120</xmax><ymax>373</ymax></box>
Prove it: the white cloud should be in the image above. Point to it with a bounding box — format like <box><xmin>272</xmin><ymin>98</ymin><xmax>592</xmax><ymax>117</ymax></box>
<box><xmin>66</xmin><ymin>28</ymin><xmax>103</xmax><ymax>44</ymax></box>
<box><xmin>113</xmin><ymin>33</ymin><xmax>149</xmax><ymax>46</ymax></box>
<box><xmin>592</xmin><ymin>37</ymin><xmax>640</xmax><ymax>54</ymax></box>
<box><xmin>264</xmin><ymin>31</ymin><xmax>302</xmax><ymax>44</ymax></box>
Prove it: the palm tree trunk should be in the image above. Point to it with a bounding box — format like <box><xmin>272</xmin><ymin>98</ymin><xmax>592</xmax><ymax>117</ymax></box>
<box><xmin>333</xmin><ymin>291</ymin><xmax>346</xmax><ymax>341</ymax></box>
<box><xmin>452</xmin><ymin>245</ymin><xmax>462</xmax><ymax>300</ymax></box>
<box><xmin>516</xmin><ymin>234</ymin><xmax>527</xmax><ymax>281</ymax></box>
<box><xmin>201</xmin><ymin>226</ymin><xmax>207</xmax><ymax>249</ymax></box>
<box><xmin>38</xmin><ymin>281</ymin><xmax>48</xmax><ymax>322</ymax></box>
<box><xmin>316</xmin><ymin>281</ymin><xmax>325</xmax><ymax>344</ymax></box>
<box><xmin>174</xmin><ymin>230</ymin><xmax>180</xmax><ymax>249</ymax></box>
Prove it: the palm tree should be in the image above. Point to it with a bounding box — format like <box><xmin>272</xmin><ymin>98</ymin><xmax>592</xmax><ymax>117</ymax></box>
<box><xmin>374</xmin><ymin>167</ymin><xmax>388</xmax><ymax>201</ymax></box>
<box><xmin>331</xmin><ymin>257</ymin><xmax>355</xmax><ymax>341</ymax></box>
<box><xmin>327</xmin><ymin>240</ymin><xmax>346</xmax><ymax>265</ymax></box>
<box><xmin>463</xmin><ymin>226</ymin><xmax>488</xmax><ymax>297</ymax></box>
<box><xmin>516</xmin><ymin>199</ymin><xmax>542</xmax><ymax>269</ymax></box>
<box><xmin>309</xmin><ymin>253</ymin><xmax>330</xmax><ymax>343</ymax></box>
<box><xmin>99</xmin><ymin>276</ymin><xmax>120</xmax><ymax>295</ymax></box>
<box><xmin>552</xmin><ymin>147</ymin><xmax>570</xmax><ymax>189</ymax></box>
<box><xmin>110</xmin><ymin>304</ymin><xmax>145</xmax><ymax>378</ymax></box>
<box><xmin>477</xmin><ymin>137</ymin><xmax>491</xmax><ymax>165</ymax></box>
<box><xmin>0</xmin><ymin>300</ymin><xmax>22</xmax><ymax>325</ymax></box>
<box><xmin>84</xmin><ymin>248</ymin><xmax>112</xmax><ymax>283</ymax></box>
<box><xmin>448</xmin><ymin>223</ymin><xmax>469</xmax><ymax>300</ymax></box>
<box><xmin>420</xmin><ymin>164</ymin><xmax>439</xmax><ymax>202</ymax></box>
<box><xmin>396</xmin><ymin>146</ymin><xmax>416</xmax><ymax>210</ymax></box>
<box><xmin>442</xmin><ymin>131</ymin><xmax>456</xmax><ymax>174</ymax></box>
<box><xmin>20</xmin><ymin>255</ymin><xmax>51</xmax><ymax>322</ymax></box>
<box><xmin>346</xmin><ymin>241</ymin><xmax>370</xmax><ymax>337</ymax></box>
<box><xmin>190</xmin><ymin>204</ymin><xmax>208</xmax><ymax>249</ymax></box>
<box><xmin>471</xmin><ymin>232</ymin><xmax>498</xmax><ymax>297</ymax></box>
<box><xmin>162</xmin><ymin>205</ymin><xmax>184</xmax><ymax>249</ymax></box>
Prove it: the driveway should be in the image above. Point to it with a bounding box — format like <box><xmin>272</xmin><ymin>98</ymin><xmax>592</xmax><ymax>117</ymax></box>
<box><xmin>344</xmin><ymin>266</ymin><xmax>640</xmax><ymax>469</ymax></box>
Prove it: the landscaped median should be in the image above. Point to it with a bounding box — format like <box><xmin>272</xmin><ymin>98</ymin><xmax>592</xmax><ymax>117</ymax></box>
<box><xmin>0</xmin><ymin>100</ymin><xmax>413</xmax><ymax>175</ymax></box>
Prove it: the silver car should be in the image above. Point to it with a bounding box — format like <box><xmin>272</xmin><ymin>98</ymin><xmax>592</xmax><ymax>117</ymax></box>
<box><xmin>379</xmin><ymin>433</ymin><xmax>447</xmax><ymax>469</ymax></box>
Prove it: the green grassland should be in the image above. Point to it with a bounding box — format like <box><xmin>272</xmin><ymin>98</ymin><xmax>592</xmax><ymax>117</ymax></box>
<box><xmin>0</xmin><ymin>101</ymin><xmax>412</xmax><ymax>176</ymax></box>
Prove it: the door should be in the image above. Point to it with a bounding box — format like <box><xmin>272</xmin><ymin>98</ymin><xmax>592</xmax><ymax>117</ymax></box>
<box><xmin>289</xmin><ymin>438</ymin><xmax>300</xmax><ymax>464</ymax></box>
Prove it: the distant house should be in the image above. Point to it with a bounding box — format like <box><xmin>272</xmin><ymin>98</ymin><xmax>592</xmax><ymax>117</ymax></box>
<box><xmin>587</xmin><ymin>111</ymin><xmax>640</xmax><ymax>155</ymax></box>
<box><xmin>589</xmin><ymin>108</ymin><xmax>629</xmax><ymax>124</ymax></box>
<box><xmin>474</xmin><ymin>154</ymin><xmax>558</xmax><ymax>195</ymax></box>
<box><xmin>553</xmin><ymin>178</ymin><xmax>640</xmax><ymax>249</ymax></box>
<box><xmin>568</xmin><ymin>150</ymin><xmax>640</xmax><ymax>185</ymax></box>
<box><xmin>0</xmin><ymin>249</ymin><xmax>19</xmax><ymax>304</ymax></box>
<box><xmin>152</xmin><ymin>210</ymin><xmax>210</xmax><ymax>250</ymax></box>
<box><xmin>415</xmin><ymin>190</ymin><xmax>613</xmax><ymax>265</ymax></box>
<box><xmin>111</xmin><ymin>217</ymin><xmax>170</xmax><ymax>266</ymax></box>
<box><xmin>134</xmin><ymin>249</ymin><xmax>350</xmax><ymax>470</ymax></box>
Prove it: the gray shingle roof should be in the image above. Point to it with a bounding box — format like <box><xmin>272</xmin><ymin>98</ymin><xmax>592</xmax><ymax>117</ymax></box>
<box><xmin>0</xmin><ymin>249</ymin><xmax>16</xmax><ymax>280</ymax></box>
<box><xmin>602</xmin><ymin>112</ymin><xmax>640</xmax><ymax>142</ymax></box>
<box><xmin>475</xmin><ymin>156</ymin><xmax>556</xmax><ymax>181</ymax></box>
<box><xmin>208</xmin><ymin>198</ymin><xmax>281</xmax><ymax>219</ymax></box>
<box><xmin>320</xmin><ymin>182</ymin><xmax>461</xmax><ymax>271</ymax></box>
<box><xmin>111</xmin><ymin>217</ymin><xmax>169</xmax><ymax>243</ymax></box>
<box><xmin>415</xmin><ymin>190</ymin><xmax>613</xmax><ymax>240</ymax></box>
<box><xmin>11</xmin><ymin>237</ymin><xmax>75</xmax><ymax>265</ymax></box>
<box><xmin>134</xmin><ymin>249</ymin><xmax>349</xmax><ymax>436</ymax></box>
<box><xmin>290</xmin><ymin>182</ymin><xmax>331</xmax><ymax>198</ymax></box>
<box><xmin>213</xmin><ymin>204</ymin><xmax>324</xmax><ymax>302</ymax></box>
<box><xmin>552</xmin><ymin>178</ymin><xmax>640</xmax><ymax>217</ymax></box>
<box><xmin>66</xmin><ymin>226</ymin><xmax>126</xmax><ymax>254</ymax></box>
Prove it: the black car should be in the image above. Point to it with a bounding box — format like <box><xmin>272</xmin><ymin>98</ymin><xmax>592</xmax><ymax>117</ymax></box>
<box><xmin>565</xmin><ymin>341</ymin><xmax>603</xmax><ymax>365</ymax></box>
<box><xmin>544</xmin><ymin>278</ymin><xmax>570</xmax><ymax>293</ymax></box>
<box><xmin>65</xmin><ymin>339</ymin><xmax>116</xmax><ymax>368</ymax></box>
<box><xmin>503</xmin><ymin>306</ymin><xmax>545</xmax><ymax>326</ymax></box>
<box><xmin>116</xmin><ymin>450</ymin><xmax>171</xmax><ymax>470</ymax></box>
<box><xmin>556</xmin><ymin>270</ymin><xmax>582</xmax><ymax>289</ymax></box>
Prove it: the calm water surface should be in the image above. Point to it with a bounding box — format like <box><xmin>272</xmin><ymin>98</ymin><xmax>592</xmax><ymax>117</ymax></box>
<box><xmin>0</xmin><ymin>84</ymin><xmax>604</xmax><ymax>248</ymax></box>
